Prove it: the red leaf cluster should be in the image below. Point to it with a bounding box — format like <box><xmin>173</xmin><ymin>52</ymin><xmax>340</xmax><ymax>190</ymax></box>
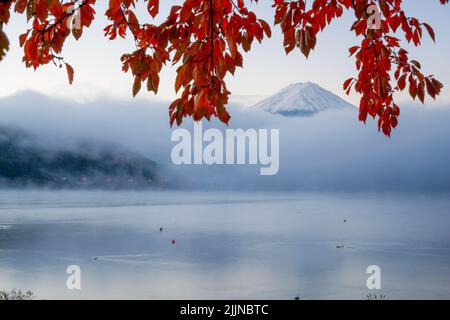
<box><xmin>0</xmin><ymin>0</ymin><xmax>447</xmax><ymax>136</ymax></box>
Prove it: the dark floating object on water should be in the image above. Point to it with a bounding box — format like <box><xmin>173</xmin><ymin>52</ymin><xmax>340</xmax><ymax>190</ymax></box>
<box><xmin>294</xmin><ymin>296</ymin><xmax>300</xmax><ymax>300</ymax></box>
<box><xmin>160</xmin><ymin>227</ymin><xmax>163</xmax><ymax>232</ymax></box>
<box><xmin>336</xmin><ymin>245</ymin><xmax>344</xmax><ymax>249</ymax></box>
<box><xmin>171</xmin><ymin>240</ymin><xmax>176</xmax><ymax>245</ymax></box>
<box><xmin>93</xmin><ymin>256</ymin><xmax>99</xmax><ymax>260</ymax></box>
<box><xmin>344</xmin><ymin>219</ymin><xmax>347</xmax><ymax>223</ymax></box>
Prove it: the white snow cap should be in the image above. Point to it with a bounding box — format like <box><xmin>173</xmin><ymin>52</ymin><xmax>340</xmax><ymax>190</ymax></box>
<box><xmin>251</xmin><ymin>82</ymin><xmax>356</xmax><ymax>116</ymax></box>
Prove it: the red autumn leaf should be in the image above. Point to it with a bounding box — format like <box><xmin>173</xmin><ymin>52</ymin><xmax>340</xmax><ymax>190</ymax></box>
<box><xmin>348</xmin><ymin>46</ymin><xmax>359</xmax><ymax>57</ymax></box>
<box><xmin>65</xmin><ymin>63</ymin><xmax>74</xmax><ymax>85</ymax></box>
<box><xmin>147</xmin><ymin>0</ymin><xmax>159</xmax><ymax>18</ymax></box>
<box><xmin>0</xmin><ymin>29</ymin><xmax>8</xmax><ymax>61</ymax></box>
<box><xmin>343</xmin><ymin>78</ymin><xmax>354</xmax><ymax>91</ymax></box>
<box><xmin>423</xmin><ymin>23</ymin><xmax>436</xmax><ymax>42</ymax></box>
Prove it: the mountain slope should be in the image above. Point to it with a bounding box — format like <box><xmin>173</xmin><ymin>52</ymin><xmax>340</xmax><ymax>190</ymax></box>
<box><xmin>251</xmin><ymin>82</ymin><xmax>356</xmax><ymax>116</ymax></box>
<box><xmin>0</xmin><ymin>126</ymin><xmax>160</xmax><ymax>189</ymax></box>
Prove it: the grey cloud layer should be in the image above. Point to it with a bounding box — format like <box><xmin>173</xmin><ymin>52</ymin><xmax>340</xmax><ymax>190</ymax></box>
<box><xmin>1</xmin><ymin>91</ymin><xmax>449</xmax><ymax>191</ymax></box>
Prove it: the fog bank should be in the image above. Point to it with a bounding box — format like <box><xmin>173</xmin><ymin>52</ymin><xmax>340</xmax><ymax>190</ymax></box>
<box><xmin>1</xmin><ymin>91</ymin><xmax>450</xmax><ymax>191</ymax></box>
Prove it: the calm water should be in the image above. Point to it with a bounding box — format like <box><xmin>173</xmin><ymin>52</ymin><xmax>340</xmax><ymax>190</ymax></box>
<box><xmin>0</xmin><ymin>190</ymin><xmax>450</xmax><ymax>300</ymax></box>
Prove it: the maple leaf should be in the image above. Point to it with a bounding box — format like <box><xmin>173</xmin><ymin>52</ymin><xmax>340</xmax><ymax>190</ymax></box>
<box><xmin>0</xmin><ymin>28</ymin><xmax>8</xmax><ymax>61</ymax></box>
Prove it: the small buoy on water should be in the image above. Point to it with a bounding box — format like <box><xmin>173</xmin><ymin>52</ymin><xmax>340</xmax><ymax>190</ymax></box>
<box><xmin>160</xmin><ymin>227</ymin><xmax>163</xmax><ymax>232</ymax></box>
<box><xmin>171</xmin><ymin>240</ymin><xmax>176</xmax><ymax>245</ymax></box>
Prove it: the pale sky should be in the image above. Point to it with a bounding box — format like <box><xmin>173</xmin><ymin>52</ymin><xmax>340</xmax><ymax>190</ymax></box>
<box><xmin>0</xmin><ymin>1</ymin><xmax>449</xmax><ymax>106</ymax></box>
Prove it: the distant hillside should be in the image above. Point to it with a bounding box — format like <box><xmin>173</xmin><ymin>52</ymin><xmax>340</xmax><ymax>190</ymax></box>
<box><xmin>0</xmin><ymin>126</ymin><xmax>160</xmax><ymax>189</ymax></box>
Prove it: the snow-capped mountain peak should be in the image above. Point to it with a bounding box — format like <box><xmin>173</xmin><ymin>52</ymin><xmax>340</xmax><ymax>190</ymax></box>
<box><xmin>250</xmin><ymin>82</ymin><xmax>355</xmax><ymax>116</ymax></box>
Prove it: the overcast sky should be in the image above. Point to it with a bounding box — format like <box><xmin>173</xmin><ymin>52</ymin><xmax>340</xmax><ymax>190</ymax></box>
<box><xmin>0</xmin><ymin>1</ymin><xmax>448</xmax><ymax>106</ymax></box>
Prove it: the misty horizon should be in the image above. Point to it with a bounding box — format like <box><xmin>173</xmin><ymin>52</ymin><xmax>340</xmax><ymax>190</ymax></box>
<box><xmin>0</xmin><ymin>89</ymin><xmax>449</xmax><ymax>192</ymax></box>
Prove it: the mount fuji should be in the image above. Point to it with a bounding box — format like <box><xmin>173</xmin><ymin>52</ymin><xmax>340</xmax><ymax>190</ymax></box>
<box><xmin>250</xmin><ymin>82</ymin><xmax>356</xmax><ymax>116</ymax></box>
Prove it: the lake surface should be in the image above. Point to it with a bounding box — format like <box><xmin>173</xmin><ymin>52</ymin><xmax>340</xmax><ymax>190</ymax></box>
<box><xmin>0</xmin><ymin>190</ymin><xmax>450</xmax><ymax>300</ymax></box>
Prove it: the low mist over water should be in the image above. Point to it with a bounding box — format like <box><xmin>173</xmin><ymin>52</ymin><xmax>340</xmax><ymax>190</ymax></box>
<box><xmin>1</xmin><ymin>91</ymin><xmax>450</xmax><ymax>191</ymax></box>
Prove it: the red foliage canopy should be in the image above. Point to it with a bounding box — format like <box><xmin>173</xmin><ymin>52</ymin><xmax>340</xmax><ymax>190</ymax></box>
<box><xmin>0</xmin><ymin>0</ymin><xmax>448</xmax><ymax>136</ymax></box>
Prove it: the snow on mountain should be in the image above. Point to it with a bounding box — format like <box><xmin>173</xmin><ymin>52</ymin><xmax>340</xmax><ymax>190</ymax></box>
<box><xmin>250</xmin><ymin>82</ymin><xmax>356</xmax><ymax>116</ymax></box>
